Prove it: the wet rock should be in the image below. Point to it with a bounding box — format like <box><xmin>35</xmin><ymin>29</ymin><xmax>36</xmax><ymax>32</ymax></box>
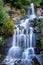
<box><xmin>1</xmin><ymin>64</ymin><xmax>6</xmax><ymax>65</ymax></box>
<box><xmin>14</xmin><ymin>60</ymin><xmax>23</xmax><ymax>65</ymax></box>
<box><xmin>32</xmin><ymin>57</ymin><xmax>40</xmax><ymax>65</ymax></box>
<box><xmin>14</xmin><ymin>63</ymin><xmax>18</xmax><ymax>65</ymax></box>
<box><xmin>4</xmin><ymin>37</ymin><xmax>13</xmax><ymax>47</ymax></box>
<box><xmin>35</xmin><ymin>27</ymin><xmax>41</xmax><ymax>33</ymax></box>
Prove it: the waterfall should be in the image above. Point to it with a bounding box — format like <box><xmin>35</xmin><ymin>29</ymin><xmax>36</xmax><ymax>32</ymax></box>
<box><xmin>3</xmin><ymin>3</ymin><xmax>37</xmax><ymax>65</ymax></box>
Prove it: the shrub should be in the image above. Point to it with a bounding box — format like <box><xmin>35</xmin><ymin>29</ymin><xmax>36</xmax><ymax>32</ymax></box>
<box><xmin>3</xmin><ymin>21</ymin><xmax>14</xmax><ymax>37</ymax></box>
<box><xmin>20</xmin><ymin>8</ymin><xmax>25</xmax><ymax>16</ymax></box>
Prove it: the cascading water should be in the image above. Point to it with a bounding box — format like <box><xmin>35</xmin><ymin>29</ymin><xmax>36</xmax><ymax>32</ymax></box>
<box><xmin>30</xmin><ymin>27</ymin><xmax>33</xmax><ymax>47</ymax></box>
<box><xmin>27</xmin><ymin>3</ymin><xmax>36</xmax><ymax>19</ymax></box>
<box><xmin>22</xmin><ymin>27</ymin><xmax>35</xmax><ymax>61</ymax></box>
<box><xmin>3</xmin><ymin>3</ymin><xmax>38</xmax><ymax>65</ymax></box>
<box><xmin>22</xmin><ymin>3</ymin><xmax>36</xmax><ymax>61</ymax></box>
<box><xmin>31</xmin><ymin>3</ymin><xmax>35</xmax><ymax>15</ymax></box>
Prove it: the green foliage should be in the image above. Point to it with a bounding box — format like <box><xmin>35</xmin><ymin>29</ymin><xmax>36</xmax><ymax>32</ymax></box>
<box><xmin>0</xmin><ymin>0</ymin><xmax>14</xmax><ymax>37</ymax></box>
<box><xmin>0</xmin><ymin>37</ymin><xmax>3</xmax><ymax>45</ymax></box>
<box><xmin>20</xmin><ymin>8</ymin><xmax>25</xmax><ymax>16</ymax></box>
<box><xmin>21</xmin><ymin>0</ymin><xmax>30</xmax><ymax>5</ymax></box>
<box><xmin>28</xmin><ymin>0</ymin><xmax>41</xmax><ymax>6</ymax></box>
<box><xmin>4</xmin><ymin>0</ymin><xmax>42</xmax><ymax>8</ymax></box>
<box><xmin>3</xmin><ymin>21</ymin><xmax>14</xmax><ymax>37</ymax></box>
<box><xmin>40</xmin><ymin>0</ymin><xmax>43</xmax><ymax>9</ymax></box>
<box><xmin>0</xmin><ymin>0</ymin><xmax>9</xmax><ymax>24</ymax></box>
<box><xmin>4</xmin><ymin>0</ymin><xmax>23</xmax><ymax>9</ymax></box>
<box><xmin>0</xmin><ymin>8</ymin><xmax>9</xmax><ymax>24</ymax></box>
<box><xmin>40</xmin><ymin>20</ymin><xmax>43</xmax><ymax>49</ymax></box>
<box><xmin>0</xmin><ymin>0</ymin><xmax>3</xmax><ymax>6</ymax></box>
<box><xmin>14</xmin><ymin>1</ymin><xmax>23</xmax><ymax>9</ymax></box>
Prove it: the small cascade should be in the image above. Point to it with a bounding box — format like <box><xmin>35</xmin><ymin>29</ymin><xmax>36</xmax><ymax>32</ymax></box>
<box><xmin>27</xmin><ymin>3</ymin><xmax>36</xmax><ymax>19</ymax></box>
<box><xmin>31</xmin><ymin>3</ymin><xmax>35</xmax><ymax>15</ymax></box>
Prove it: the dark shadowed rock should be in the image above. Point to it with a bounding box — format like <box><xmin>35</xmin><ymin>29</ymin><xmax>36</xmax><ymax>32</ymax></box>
<box><xmin>32</xmin><ymin>57</ymin><xmax>40</xmax><ymax>65</ymax></box>
<box><xmin>36</xmin><ymin>55</ymin><xmax>43</xmax><ymax>65</ymax></box>
<box><xmin>1</xmin><ymin>64</ymin><xmax>6</xmax><ymax>65</ymax></box>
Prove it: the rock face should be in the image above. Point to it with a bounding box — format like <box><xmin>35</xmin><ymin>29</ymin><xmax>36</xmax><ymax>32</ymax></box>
<box><xmin>2</xmin><ymin>36</ymin><xmax>13</xmax><ymax>55</ymax></box>
<box><xmin>8</xmin><ymin>10</ymin><xmax>23</xmax><ymax>21</ymax></box>
<box><xmin>37</xmin><ymin>8</ymin><xmax>43</xmax><ymax>16</ymax></box>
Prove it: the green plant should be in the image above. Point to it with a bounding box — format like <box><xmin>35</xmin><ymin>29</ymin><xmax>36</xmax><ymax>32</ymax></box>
<box><xmin>22</xmin><ymin>0</ymin><xmax>30</xmax><ymax>5</ymax></box>
<box><xmin>28</xmin><ymin>0</ymin><xmax>41</xmax><ymax>7</ymax></box>
<box><xmin>14</xmin><ymin>1</ymin><xmax>23</xmax><ymax>9</ymax></box>
<box><xmin>0</xmin><ymin>37</ymin><xmax>4</xmax><ymax>45</ymax></box>
<box><xmin>3</xmin><ymin>21</ymin><xmax>14</xmax><ymax>37</ymax></box>
<box><xmin>20</xmin><ymin>8</ymin><xmax>25</xmax><ymax>16</ymax></box>
<box><xmin>0</xmin><ymin>0</ymin><xmax>9</xmax><ymax>25</ymax></box>
<box><xmin>4</xmin><ymin>0</ymin><xmax>41</xmax><ymax>7</ymax></box>
<box><xmin>23</xmin><ymin>6</ymin><xmax>28</xmax><ymax>11</ymax></box>
<box><xmin>0</xmin><ymin>0</ymin><xmax>14</xmax><ymax>37</ymax></box>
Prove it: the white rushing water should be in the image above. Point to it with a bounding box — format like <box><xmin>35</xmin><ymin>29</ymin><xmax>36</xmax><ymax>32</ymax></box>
<box><xmin>30</xmin><ymin>27</ymin><xmax>33</xmax><ymax>47</ymax></box>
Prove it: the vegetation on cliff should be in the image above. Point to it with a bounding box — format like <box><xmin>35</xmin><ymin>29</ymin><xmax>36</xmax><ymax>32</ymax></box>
<box><xmin>0</xmin><ymin>0</ymin><xmax>14</xmax><ymax>44</ymax></box>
